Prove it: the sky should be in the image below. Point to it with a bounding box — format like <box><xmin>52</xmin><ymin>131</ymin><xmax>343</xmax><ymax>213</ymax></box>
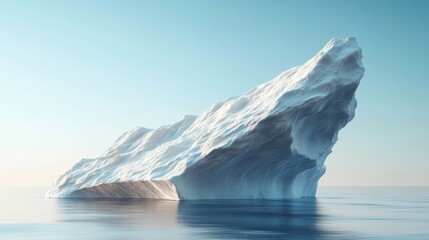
<box><xmin>0</xmin><ymin>0</ymin><xmax>428</xmax><ymax>187</ymax></box>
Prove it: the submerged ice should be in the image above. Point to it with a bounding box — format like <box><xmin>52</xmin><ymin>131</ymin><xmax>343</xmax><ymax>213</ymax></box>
<box><xmin>47</xmin><ymin>37</ymin><xmax>364</xmax><ymax>200</ymax></box>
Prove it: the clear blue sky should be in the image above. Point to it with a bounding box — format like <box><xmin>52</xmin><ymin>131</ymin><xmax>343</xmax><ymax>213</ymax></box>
<box><xmin>1</xmin><ymin>0</ymin><xmax>428</xmax><ymax>187</ymax></box>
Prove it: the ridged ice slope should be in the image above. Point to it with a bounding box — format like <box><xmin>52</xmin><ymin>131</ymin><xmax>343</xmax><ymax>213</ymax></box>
<box><xmin>46</xmin><ymin>37</ymin><xmax>364</xmax><ymax>200</ymax></box>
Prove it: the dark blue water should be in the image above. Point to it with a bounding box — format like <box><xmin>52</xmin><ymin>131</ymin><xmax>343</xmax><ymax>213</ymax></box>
<box><xmin>0</xmin><ymin>187</ymin><xmax>428</xmax><ymax>239</ymax></box>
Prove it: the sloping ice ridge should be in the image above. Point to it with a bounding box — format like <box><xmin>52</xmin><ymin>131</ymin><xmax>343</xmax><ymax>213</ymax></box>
<box><xmin>46</xmin><ymin>37</ymin><xmax>364</xmax><ymax>200</ymax></box>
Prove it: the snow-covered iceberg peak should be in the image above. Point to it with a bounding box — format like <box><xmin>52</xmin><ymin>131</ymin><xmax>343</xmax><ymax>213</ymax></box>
<box><xmin>46</xmin><ymin>37</ymin><xmax>364</xmax><ymax>200</ymax></box>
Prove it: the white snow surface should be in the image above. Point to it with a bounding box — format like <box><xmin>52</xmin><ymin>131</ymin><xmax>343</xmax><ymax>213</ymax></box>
<box><xmin>46</xmin><ymin>37</ymin><xmax>364</xmax><ymax>200</ymax></box>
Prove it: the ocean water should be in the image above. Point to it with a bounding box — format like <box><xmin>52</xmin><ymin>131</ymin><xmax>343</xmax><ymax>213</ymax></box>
<box><xmin>0</xmin><ymin>187</ymin><xmax>428</xmax><ymax>240</ymax></box>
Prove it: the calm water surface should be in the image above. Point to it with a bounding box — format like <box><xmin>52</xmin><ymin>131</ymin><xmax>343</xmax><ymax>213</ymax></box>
<box><xmin>0</xmin><ymin>187</ymin><xmax>428</xmax><ymax>239</ymax></box>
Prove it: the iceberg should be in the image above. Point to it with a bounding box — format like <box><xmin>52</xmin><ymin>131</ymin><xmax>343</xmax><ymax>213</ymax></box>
<box><xmin>46</xmin><ymin>37</ymin><xmax>364</xmax><ymax>200</ymax></box>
